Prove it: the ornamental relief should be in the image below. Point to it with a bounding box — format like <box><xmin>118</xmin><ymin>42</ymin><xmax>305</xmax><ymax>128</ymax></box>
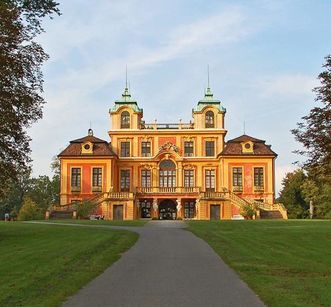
<box><xmin>183</xmin><ymin>164</ymin><xmax>195</xmax><ymax>169</ymax></box>
<box><xmin>140</xmin><ymin>163</ymin><xmax>154</xmax><ymax>170</ymax></box>
<box><xmin>158</xmin><ymin>142</ymin><xmax>179</xmax><ymax>153</ymax></box>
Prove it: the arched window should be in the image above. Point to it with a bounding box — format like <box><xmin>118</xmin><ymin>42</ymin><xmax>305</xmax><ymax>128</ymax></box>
<box><xmin>205</xmin><ymin>111</ymin><xmax>214</xmax><ymax>128</ymax></box>
<box><xmin>121</xmin><ymin>111</ymin><xmax>130</xmax><ymax>128</ymax></box>
<box><xmin>159</xmin><ymin>160</ymin><xmax>176</xmax><ymax>188</ymax></box>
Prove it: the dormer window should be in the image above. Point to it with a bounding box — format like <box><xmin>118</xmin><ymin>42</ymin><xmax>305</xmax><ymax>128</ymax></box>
<box><xmin>121</xmin><ymin>111</ymin><xmax>130</xmax><ymax>128</ymax></box>
<box><xmin>81</xmin><ymin>141</ymin><xmax>93</xmax><ymax>154</ymax></box>
<box><xmin>205</xmin><ymin>111</ymin><xmax>214</xmax><ymax>128</ymax></box>
<box><xmin>241</xmin><ymin>141</ymin><xmax>254</xmax><ymax>153</ymax></box>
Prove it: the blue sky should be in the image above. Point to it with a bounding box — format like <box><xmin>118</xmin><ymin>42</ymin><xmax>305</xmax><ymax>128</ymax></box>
<box><xmin>30</xmin><ymin>0</ymin><xmax>331</xmax><ymax>194</ymax></box>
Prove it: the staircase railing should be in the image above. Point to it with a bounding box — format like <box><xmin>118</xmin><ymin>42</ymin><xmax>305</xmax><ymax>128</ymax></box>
<box><xmin>244</xmin><ymin>198</ymin><xmax>288</xmax><ymax>219</ymax></box>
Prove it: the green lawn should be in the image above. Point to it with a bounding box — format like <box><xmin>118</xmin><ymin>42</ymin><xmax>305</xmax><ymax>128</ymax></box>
<box><xmin>0</xmin><ymin>222</ymin><xmax>138</xmax><ymax>307</ymax></box>
<box><xmin>43</xmin><ymin>219</ymin><xmax>148</xmax><ymax>227</ymax></box>
<box><xmin>188</xmin><ymin>220</ymin><xmax>331</xmax><ymax>307</ymax></box>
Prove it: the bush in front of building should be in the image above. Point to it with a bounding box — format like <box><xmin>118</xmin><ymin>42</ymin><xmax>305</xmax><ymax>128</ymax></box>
<box><xmin>18</xmin><ymin>197</ymin><xmax>43</xmax><ymax>221</ymax></box>
<box><xmin>74</xmin><ymin>200</ymin><xmax>97</xmax><ymax>219</ymax></box>
<box><xmin>240</xmin><ymin>204</ymin><xmax>256</xmax><ymax>220</ymax></box>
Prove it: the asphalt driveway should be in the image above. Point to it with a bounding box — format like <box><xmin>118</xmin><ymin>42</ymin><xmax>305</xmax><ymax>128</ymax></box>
<box><xmin>62</xmin><ymin>220</ymin><xmax>265</xmax><ymax>307</ymax></box>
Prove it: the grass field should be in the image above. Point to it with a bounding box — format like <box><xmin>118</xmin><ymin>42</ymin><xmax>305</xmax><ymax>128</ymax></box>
<box><xmin>0</xmin><ymin>222</ymin><xmax>138</xmax><ymax>307</ymax></box>
<box><xmin>43</xmin><ymin>219</ymin><xmax>148</xmax><ymax>227</ymax></box>
<box><xmin>188</xmin><ymin>220</ymin><xmax>331</xmax><ymax>307</ymax></box>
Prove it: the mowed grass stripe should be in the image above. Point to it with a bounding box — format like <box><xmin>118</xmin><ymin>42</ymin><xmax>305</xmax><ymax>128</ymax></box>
<box><xmin>188</xmin><ymin>220</ymin><xmax>331</xmax><ymax>307</ymax></box>
<box><xmin>0</xmin><ymin>222</ymin><xmax>138</xmax><ymax>307</ymax></box>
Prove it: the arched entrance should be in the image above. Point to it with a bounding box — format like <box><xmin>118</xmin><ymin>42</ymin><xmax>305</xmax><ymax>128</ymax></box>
<box><xmin>159</xmin><ymin>199</ymin><xmax>177</xmax><ymax>220</ymax></box>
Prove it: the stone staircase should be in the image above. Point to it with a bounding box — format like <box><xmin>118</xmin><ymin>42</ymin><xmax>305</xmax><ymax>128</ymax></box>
<box><xmin>223</xmin><ymin>188</ymin><xmax>288</xmax><ymax>220</ymax></box>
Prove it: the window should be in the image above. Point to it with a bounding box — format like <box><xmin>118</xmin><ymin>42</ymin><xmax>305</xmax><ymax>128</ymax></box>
<box><xmin>205</xmin><ymin>169</ymin><xmax>215</xmax><ymax>191</ymax></box>
<box><xmin>205</xmin><ymin>111</ymin><xmax>214</xmax><ymax>128</ymax></box>
<box><xmin>120</xmin><ymin>141</ymin><xmax>130</xmax><ymax>157</ymax></box>
<box><xmin>159</xmin><ymin>160</ymin><xmax>176</xmax><ymax>188</ymax></box>
<box><xmin>254</xmin><ymin>167</ymin><xmax>264</xmax><ymax>187</ymax></box>
<box><xmin>233</xmin><ymin>167</ymin><xmax>243</xmax><ymax>186</ymax></box>
<box><xmin>184</xmin><ymin>141</ymin><xmax>194</xmax><ymax>157</ymax></box>
<box><xmin>71</xmin><ymin>168</ymin><xmax>81</xmax><ymax>191</ymax></box>
<box><xmin>184</xmin><ymin>170</ymin><xmax>194</xmax><ymax>187</ymax></box>
<box><xmin>184</xmin><ymin>201</ymin><xmax>195</xmax><ymax>218</ymax></box>
<box><xmin>205</xmin><ymin>141</ymin><xmax>215</xmax><ymax>156</ymax></box>
<box><xmin>141</xmin><ymin>141</ymin><xmax>151</xmax><ymax>157</ymax></box>
<box><xmin>141</xmin><ymin>169</ymin><xmax>151</xmax><ymax>187</ymax></box>
<box><xmin>120</xmin><ymin>170</ymin><xmax>130</xmax><ymax>192</ymax></box>
<box><xmin>121</xmin><ymin>111</ymin><xmax>130</xmax><ymax>128</ymax></box>
<box><xmin>92</xmin><ymin>168</ymin><xmax>102</xmax><ymax>187</ymax></box>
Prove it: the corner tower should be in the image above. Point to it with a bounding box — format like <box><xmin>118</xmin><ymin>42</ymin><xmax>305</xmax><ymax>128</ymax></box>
<box><xmin>192</xmin><ymin>86</ymin><xmax>226</xmax><ymax>130</ymax></box>
<box><xmin>109</xmin><ymin>86</ymin><xmax>143</xmax><ymax>130</ymax></box>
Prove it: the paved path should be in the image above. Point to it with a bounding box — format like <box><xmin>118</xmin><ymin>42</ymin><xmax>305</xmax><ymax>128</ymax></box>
<box><xmin>58</xmin><ymin>220</ymin><xmax>264</xmax><ymax>307</ymax></box>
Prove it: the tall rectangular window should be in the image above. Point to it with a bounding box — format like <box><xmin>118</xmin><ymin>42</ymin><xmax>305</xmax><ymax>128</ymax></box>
<box><xmin>141</xmin><ymin>141</ymin><xmax>151</xmax><ymax>157</ymax></box>
<box><xmin>184</xmin><ymin>201</ymin><xmax>195</xmax><ymax>219</ymax></box>
<box><xmin>254</xmin><ymin>167</ymin><xmax>264</xmax><ymax>187</ymax></box>
<box><xmin>205</xmin><ymin>169</ymin><xmax>215</xmax><ymax>191</ymax></box>
<box><xmin>120</xmin><ymin>141</ymin><xmax>130</xmax><ymax>157</ymax></box>
<box><xmin>233</xmin><ymin>167</ymin><xmax>243</xmax><ymax>186</ymax></box>
<box><xmin>184</xmin><ymin>169</ymin><xmax>194</xmax><ymax>187</ymax></box>
<box><xmin>184</xmin><ymin>141</ymin><xmax>194</xmax><ymax>157</ymax></box>
<box><xmin>141</xmin><ymin>169</ymin><xmax>151</xmax><ymax>187</ymax></box>
<box><xmin>120</xmin><ymin>170</ymin><xmax>130</xmax><ymax>191</ymax></box>
<box><xmin>205</xmin><ymin>141</ymin><xmax>215</xmax><ymax>156</ymax></box>
<box><xmin>92</xmin><ymin>168</ymin><xmax>102</xmax><ymax>187</ymax></box>
<box><xmin>71</xmin><ymin>168</ymin><xmax>81</xmax><ymax>190</ymax></box>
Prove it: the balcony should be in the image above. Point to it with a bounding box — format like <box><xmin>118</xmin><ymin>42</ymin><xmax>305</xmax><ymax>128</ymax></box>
<box><xmin>136</xmin><ymin>186</ymin><xmax>200</xmax><ymax>195</ymax></box>
<box><xmin>106</xmin><ymin>191</ymin><xmax>134</xmax><ymax>200</ymax></box>
<box><xmin>92</xmin><ymin>186</ymin><xmax>102</xmax><ymax>192</ymax></box>
<box><xmin>201</xmin><ymin>191</ymin><xmax>227</xmax><ymax>200</ymax></box>
<box><xmin>141</xmin><ymin>122</ymin><xmax>194</xmax><ymax>130</ymax></box>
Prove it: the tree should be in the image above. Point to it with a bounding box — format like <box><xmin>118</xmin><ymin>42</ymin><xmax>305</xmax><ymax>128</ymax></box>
<box><xmin>0</xmin><ymin>169</ymin><xmax>31</xmax><ymax>219</ymax></box>
<box><xmin>292</xmin><ymin>55</ymin><xmax>331</xmax><ymax>177</ymax></box>
<box><xmin>18</xmin><ymin>196</ymin><xmax>43</xmax><ymax>220</ymax></box>
<box><xmin>278</xmin><ymin>169</ymin><xmax>308</xmax><ymax>219</ymax></box>
<box><xmin>0</xmin><ymin>0</ymin><xmax>60</xmax><ymax>197</ymax></box>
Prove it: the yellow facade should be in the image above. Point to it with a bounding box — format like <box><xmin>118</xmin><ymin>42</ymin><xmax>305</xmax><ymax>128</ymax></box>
<box><xmin>59</xmin><ymin>85</ymin><xmax>286</xmax><ymax>220</ymax></box>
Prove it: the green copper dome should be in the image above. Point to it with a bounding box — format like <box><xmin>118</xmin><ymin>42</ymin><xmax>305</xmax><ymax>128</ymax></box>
<box><xmin>109</xmin><ymin>87</ymin><xmax>143</xmax><ymax>113</ymax></box>
<box><xmin>193</xmin><ymin>87</ymin><xmax>226</xmax><ymax>112</ymax></box>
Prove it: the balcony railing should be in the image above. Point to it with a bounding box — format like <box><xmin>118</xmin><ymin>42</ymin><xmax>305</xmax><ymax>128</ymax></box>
<box><xmin>141</xmin><ymin>122</ymin><xmax>194</xmax><ymax>130</ymax></box>
<box><xmin>106</xmin><ymin>192</ymin><xmax>134</xmax><ymax>199</ymax></box>
<box><xmin>136</xmin><ymin>186</ymin><xmax>200</xmax><ymax>194</ymax></box>
<box><xmin>201</xmin><ymin>191</ymin><xmax>227</xmax><ymax>199</ymax></box>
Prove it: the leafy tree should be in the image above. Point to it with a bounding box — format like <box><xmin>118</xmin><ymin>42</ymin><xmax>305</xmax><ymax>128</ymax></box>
<box><xmin>0</xmin><ymin>0</ymin><xmax>60</xmax><ymax>197</ymax></box>
<box><xmin>0</xmin><ymin>169</ymin><xmax>31</xmax><ymax>219</ymax></box>
<box><xmin>18</xmin><ymin>196</ymin><xmax>43</xmax><ymax>220</ymax></box>
<box><xmin>50</xmin><ymin>156</ymin><xmax>60</xmax><ymax>205</ymax></box>
<box><xmin>26</xmin><ymin>175</ymin><xmax>55</xmax><ymax>212</ymax></box>
<box><xmin>292</xmin><ymin>55</ymin><xmax>331</xmax><ymax>177</ymax></box>
<box><xmin>74</xmin><ymin>200</ymin><xmax>98</xmax><ymax>219</ymax></box>
<box><xmin>278</xmin><ymin>169</ymin><xmax>308</xmax><ymax>219</ymax></box>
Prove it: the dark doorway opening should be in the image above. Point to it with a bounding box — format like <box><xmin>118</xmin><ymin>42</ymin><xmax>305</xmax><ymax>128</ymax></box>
<box><xmin>210</xmin><ymin>204</ymin><xmax>220</xmax><ymax>220</ymax></box>
<box><xmin>113</xmin><ymin>205</ymin><xmax>123</xmax><ymax>220</ymax></box>
<box><xmin>159</xmin><ymin>199</ymin><xmax>177</xmax><ymax>220</ymax></box>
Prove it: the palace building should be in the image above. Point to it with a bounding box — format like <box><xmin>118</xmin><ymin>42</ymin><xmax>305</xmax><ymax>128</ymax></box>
<box><xmin>58</xmin><ymin>84</ymin><xmax>287</xmax><ymax>220</ymax></box>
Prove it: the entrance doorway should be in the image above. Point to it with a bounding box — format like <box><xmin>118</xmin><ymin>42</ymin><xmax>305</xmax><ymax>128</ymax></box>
<box><xmin>210</xmin><ymin>205</ymin><xmax>220</xmax><ymax>220</ymax></box>
<box><xmin>140</xmin><ymin>200</ymin><xmax>152</xmax><ymax>218</ymax></box>
<box><xmin>159</xmin><ymin>199</ymin><xmax>177</xmax><ymax>220</ymax></box>
<box><xmin>113</xmin><ymin>205</ymin><xmax>123</xmax><ymax>220</ymax></box>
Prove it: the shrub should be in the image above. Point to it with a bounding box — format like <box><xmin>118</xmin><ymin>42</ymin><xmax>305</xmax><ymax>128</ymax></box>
<box><xmin>18</xmin><ymin>197</ymin><xmax>43</xmax><ymax>221</ymax></box>
<box><xmin>240</xmin><ymin>204</ymin><xmax>256</xmax><ymax>220</ymax></box>
<box><xmin>74</xmin><ymin>200</ymin><xmax>97</xmax><ymax>219</ymax></box>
